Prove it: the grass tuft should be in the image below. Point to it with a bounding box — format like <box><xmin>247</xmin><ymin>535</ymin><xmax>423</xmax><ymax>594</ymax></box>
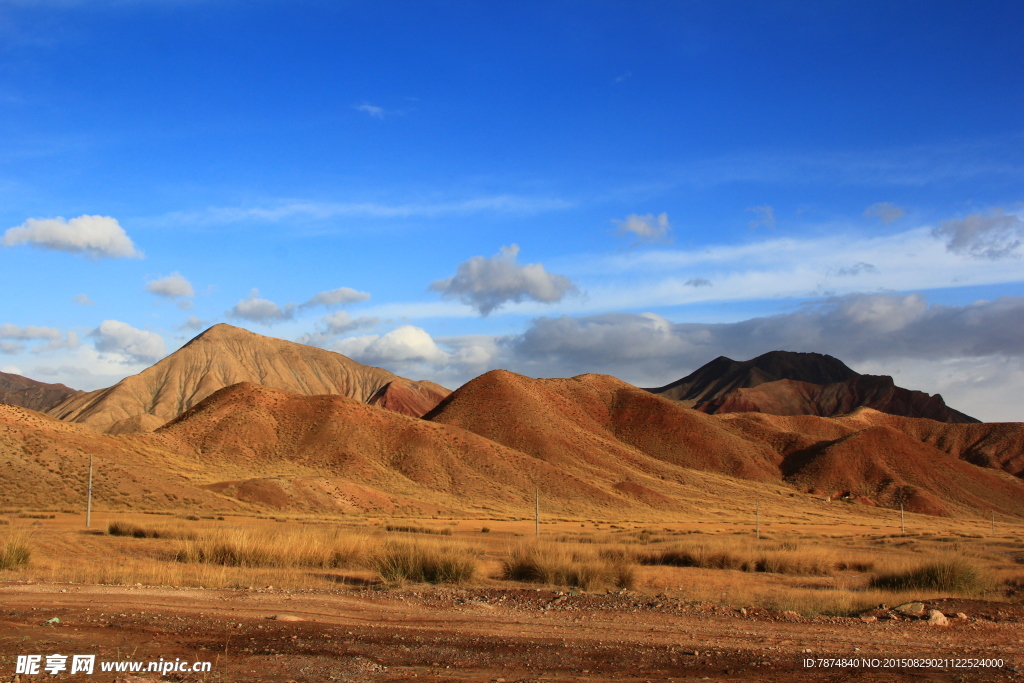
<box><xmin>501</xmin><ymin>542</ymin><xmax>635</xmax><ymax>591</ymax></box>
<box><xmin>0</xmin><ymin>534</ymin><xmax>31</xmax><ymax>570</ymax></box>
<box><xmin>374</xmin><ymin>540</ymin><xmax>476</xmax><ymax>585</ymax></box>
<box><xmin>870</xmin><ymin>558</ymin><xmax>986</xmax><ymax>593</ymax></box>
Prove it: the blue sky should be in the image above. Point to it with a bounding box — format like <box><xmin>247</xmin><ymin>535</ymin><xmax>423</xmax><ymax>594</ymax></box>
<box><xmin>2</xmin><ymin>0</ymin><xmax>1023</xmax><ymax>420</ymax></box>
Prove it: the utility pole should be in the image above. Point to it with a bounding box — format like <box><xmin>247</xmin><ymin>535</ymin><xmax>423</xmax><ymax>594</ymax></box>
<box><xmin>535</xmin><ymin>488</ymin><xmax>540</xmax><ymax>536</ymax></box>
<box><xmin>755</xmin><ymin>501</ymin><xmax>760</xmax><ymax>540</ymax></box>
<box><xmin>86</xmin><ymin>452</ymin><xmax>94</xmax><ymax>528</ymax></box>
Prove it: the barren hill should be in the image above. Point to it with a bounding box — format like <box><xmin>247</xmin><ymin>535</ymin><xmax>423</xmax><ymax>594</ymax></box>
<box><xmin>44</xmin><ymin>324</ymin><xmax>448</xmax><ymax>433</ymax></box>
<box><xmin>0</xmin><ymin>370</ymin><xmax>80</xmax><ymax>412</ymax></box>
<box><xmin>0</xmin><ymin>403</ymin><xmax>240</xmax><ymax>511</ymax></box>
<box><xmin>155</xmin><ymin>381</ymin><xmax>620</xmax><ymax>515</ymax></box>
<box><xmin>648</xmin><ymin>351</ymin><xmax>977</xmax><ymax>423</ymax></box>
<box><xmin>3</xmin><ymin>372</ymin><xmax>1023</xmax><ymax>518</ymax></box>
<box><xmin>425</xmin><ymin>371</ymin><xmax>1024</xmax><ymax>517</ymax></box>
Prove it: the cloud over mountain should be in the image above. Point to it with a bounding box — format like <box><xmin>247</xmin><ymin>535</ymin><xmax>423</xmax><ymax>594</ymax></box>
<box><xmin>90</xmin><ymin>320</ymin><xmax>165</xmax><ymax>363</ymax></box>
<box><xmin>228</xmin><ymin>289</ymin><xmax>295</xmax><ymax>324</ymax></box>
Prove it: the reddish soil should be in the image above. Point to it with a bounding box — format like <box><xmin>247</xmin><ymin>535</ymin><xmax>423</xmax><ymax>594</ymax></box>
<box><xmin>368</xmin><ymin>380</ymin><xmax>451</xmax><ymax>418</ymax></box>
<box><xmin>2</xmin><ymin>583</ymin><xmax>1021</xmax><ymax>682</ymax></box>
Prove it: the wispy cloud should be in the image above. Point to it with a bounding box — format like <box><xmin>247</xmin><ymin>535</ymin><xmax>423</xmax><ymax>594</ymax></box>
<box><xmin>746</xmin><ymin>205</ymin><xmax>775</xmax><ymax>230</ymax></box>
<box><xmin>353</xmin><ymin>103</ymin><xmax>386</xmax><ymax>119</ymax></box>
<box><xmin>155</xmin><ymin>195</ymin><xmax>574</xmax><ymax>227</ymax></box>
<box><xmin>864</xmin><ymin>202</ymin><xmax>906</xmax><ymax>223</ymax></box>
<box><xmin>300</xmin><ymin>286</ymin><xmax>371</xmax><ymax>310</ymax></box>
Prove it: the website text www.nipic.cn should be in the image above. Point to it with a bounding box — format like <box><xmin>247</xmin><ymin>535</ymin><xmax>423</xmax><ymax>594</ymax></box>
<box><xmin>15</xmin><ymin>654</ymin><xmax>212</xmax><ymax>676</ymax></box>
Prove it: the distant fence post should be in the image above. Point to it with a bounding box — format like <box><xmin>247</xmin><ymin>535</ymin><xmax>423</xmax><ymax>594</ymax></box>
<box><xmin>900</xmin><ymin>502</ymin><xmax>905</xmax><ymax>535</ymax></box>
<box><xmin>535</xmin><ymin>488</ymin><xmax>540</xmax><ymax>536</ymax></box>
<box><xmin>755</xmin><ymin>501</ymin><xmax>760</xmax><ymax>540</ymax></box>
<box><xmin>86</xmin><ymin>452</ymin><xmax>93</xmax><ymax>528</ymax></box>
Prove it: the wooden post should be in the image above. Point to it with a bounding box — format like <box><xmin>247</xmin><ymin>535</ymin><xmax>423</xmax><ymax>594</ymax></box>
<box><xmin>900</xmin><ymin>502</ymin><xmax>905</xmax><ymax>535</ymax></box>
<box><xmin>991</xmin><ymin>511</ymin><xmax>995</xmax><ymax>535</ymax></box>
<box><xmin>86</xmin><ymin>452</ymin><xmax>93</xmax><ymax>528</ymax></box>
<box><xmin>755</xmin><ymin>501</ymin><xmax>760</xmax><ymax>540</ymax></box>
<box><xmin>535</xmin><ymin>488</ymin><xmax>540</xmax><ymax>536</ymax></box>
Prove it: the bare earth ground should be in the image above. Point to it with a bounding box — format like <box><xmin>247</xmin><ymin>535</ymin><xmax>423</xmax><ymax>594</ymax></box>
<box><xmin>2</xmin><ymin>582</ymin><xmax>1023</xmax><ymax>683</ymax></box>
<box><xmin>3</xmin><ymin>513</ymin><xmax>1024</xmax><ymax>682</ymax></box>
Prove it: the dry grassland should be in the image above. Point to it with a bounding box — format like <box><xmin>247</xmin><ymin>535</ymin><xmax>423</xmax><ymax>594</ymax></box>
<box><xmin>2</xmin><ymin>504</ymin><xmax>1023</xmax><ymax>618</ymax></box>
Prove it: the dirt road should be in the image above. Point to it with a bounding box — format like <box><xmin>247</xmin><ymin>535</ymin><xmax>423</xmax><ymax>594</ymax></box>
<box><xmin>1</xmin><ymin>582</ymin><xmax>1021</xmax><ymax>682</ymax></box>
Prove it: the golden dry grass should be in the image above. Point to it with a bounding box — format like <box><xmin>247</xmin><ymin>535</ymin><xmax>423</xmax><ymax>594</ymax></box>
<box><xmin>374</xmin><ymin>539</ymin><xmax>478</xmax><ymax>585</ymax></box>
<box><xmin>501</xmin><ymin>541</ymin><xmax>636</xmax><ymax>590</ymax></box>
<box><xmin>3</xmin><ymin>510</ymin><xmax>1022</xmax><ymax>615</ymax></box>
<box><xmin>0</xmin><ymin>531</ymin><xmax>31</xmax><ymax>570</ymax></box>
<box><xmin>174</xmin><ymin>525</ymin><xmax>369</xmax><ymax>569</ymax></box>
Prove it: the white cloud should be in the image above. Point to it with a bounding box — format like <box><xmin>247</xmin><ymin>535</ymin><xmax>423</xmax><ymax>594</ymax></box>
<box><xmin>0</xmin><ymin>342</ymin><xmax>22</xmax><ymax>354</ymax></box>
<box><xmin>296</xmin><ymin>311</ymin><xmax>379</xmax><ymax>347</ymax></box>
<box><xmin>90</xmin><ymin>320</ymin><xmax>165</xmax><ymax>364</ymax></box>
<box><xmin>684</xmin><ymin>278</ymin><xmax>712</xmax><ymax>287</ymax></box>
<box><xmin>227</xmin><ymin>289</ymin><xmax>295</xmax><ymax>324</ymax></box>
<box><xmin>746</xmin><ymin>205</ymin><xmax>776</xmax><ymax>230</ymax></box>
<box><xmin>354</xmin><ymin>103</ymin><xmax>385</xmax><ymax>119</ymax></box>
<box><xmin>933</xmin><ymin>209</ymin><xmax>1024</xmax><ymax>260</ymax></box>
<box><xmin>2</xmin><ymin>215</ymin><xmax>142</xmax><ymax>259</ymax></box>
<box><xmin>430</xmin><ymin>244</ymin><xmax>578</xmax><ymax>316</ymax></box>
<box><xmin>72</xmin><ymin>293</ymin><xmax>94</xmax><ymax>306</ymax></box>
<box><xmin>325</xmin><ymin>325</ymin><xmax>499</xmax><ymax>385</ymax></box>
<box><xmin>864</xmin><ymin>202</ymin><xmax>906</xmax><ymax>223</ymax></box>
<box><xmin>146</xmin><ymin>272</ymin><xmax>195</xmax><ymax>299</ymax></box>
<box><xmin>1</xmin><ymin>365</ymin><xmax>21</xmax><ymax>374</ymax></box>
<box><xmin>300</xmin><ymin>286</ymin><xmax>371</xmax><ymax>310</ymax></box>
<box><xmin>613</xmin><ymin>212</ymin><xmax>673</xmax><ymax>244</ymax></box>
<box><xmin>330</xmin><ymin>326</ymin><xmax>448</xmax><ymax>366</ymax></box>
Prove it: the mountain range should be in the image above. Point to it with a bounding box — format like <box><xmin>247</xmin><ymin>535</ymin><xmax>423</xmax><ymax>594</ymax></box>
<box><xmin>1</xmin><ymin>325</ymin><xmax>1021</xmax><ymax>519</ymax></box>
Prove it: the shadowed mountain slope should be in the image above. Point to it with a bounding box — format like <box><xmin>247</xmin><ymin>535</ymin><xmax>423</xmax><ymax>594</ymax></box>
<box><xmin>367</xmin><ymin>379</ymin><xmax>451</xmax><ymax>418</ymax></box>
<box><xmin>648</xmin><ymin>351</ymin><xmax>977</xmax><ymax>423</ymax></box>
<box><xmin>44</xmin><ymin>324</ymin><xmax>447</xmax><ymax>433</ymax></box>
<box><xmin>0</xmin><ymin>370</ymin><xmax>80</xmax><ymax>412</ymax></box>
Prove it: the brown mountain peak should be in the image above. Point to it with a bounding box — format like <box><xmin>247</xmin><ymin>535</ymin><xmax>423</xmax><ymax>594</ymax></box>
<box><xmin>44</xmin><ymin>324</ymin><xmax>444</xmax><ymax>433</ymax></box>
<box><xmin>650</xmin><ymin>350</ymin><xmax>977</xmax><ymax>423</ymax></box>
